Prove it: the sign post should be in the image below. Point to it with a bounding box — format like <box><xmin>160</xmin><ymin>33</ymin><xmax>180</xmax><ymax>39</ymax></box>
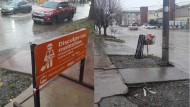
<box><xmin>162</xmin><ymin>0</ymin><xmax>170</xmax><ymax>64</ymax></box>
<box><xmin>30</xmin><ymin>29</ymin><xmax>88</xmax><ymax>107</ymax></box>
<box><xmin>79</xmin><ymin>58</ymin><xmax>85</xmax><ymax>82</ymax></box>
<box><xmin>30</xmin><ymin>44</ymin><xmax>40</xmax><ymax>107</ymax></box>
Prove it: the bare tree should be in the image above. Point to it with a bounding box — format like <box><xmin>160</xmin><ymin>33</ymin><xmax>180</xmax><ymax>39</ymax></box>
<box><xmin>114</xmin><ymin>10</ymin><xmax>123</xmax><ymax>25</ymax></box>
<box><xmin>88</xmin><ymin>0</ymin><xmax>94</xmax><ymax>20</ymax></box>
<box><xmin>95</xmin><ymin>16</ymin><xmax>102</xmax><ymax>35</ymax></box>
<box><xmin>94</xmin><ymin>0</ymin><xmax>121</xmax><ymax>36</ymax></box>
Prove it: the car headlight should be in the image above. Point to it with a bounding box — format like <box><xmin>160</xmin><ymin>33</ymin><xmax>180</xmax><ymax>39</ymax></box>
<box><xmin>44</xmin><ymin>11</ymin><xmax>53</xmax><ymax>16</ymax></box>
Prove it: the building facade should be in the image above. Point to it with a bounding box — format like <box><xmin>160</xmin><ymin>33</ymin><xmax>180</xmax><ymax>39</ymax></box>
<box><xmin>121</xmin><ymin>10</ymin><xmax>140</xmax><ymax>26</ymax></box>
<box><xmin>148</xmin><ymin>9</ymin><xmax>163</xmax><ymax>24</ymax></box>
<box><xmin>169</xmin><ymin>0</ymin><xmax>175</xmax><ymax>20</ymax></box>
<box><xmin>140</xmin><ymin>7</ymin><xmax>148</xmax><ymax>25</ymax></box>
<box><xmin>175</xmin><ymin>4</ymin><xmax>190</xmax><ymax>22</ymax></box>
<box><xmin>147</xmin><ymin>4</ymin><xmax>190</xmax><ymax>28</ymax></box>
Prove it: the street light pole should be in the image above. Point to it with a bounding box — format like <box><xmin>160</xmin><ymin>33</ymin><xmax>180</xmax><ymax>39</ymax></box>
<box><xmin>162</xmin><ymin>0</ymin><xmax>170</xmax><ymax>64</ymax></box>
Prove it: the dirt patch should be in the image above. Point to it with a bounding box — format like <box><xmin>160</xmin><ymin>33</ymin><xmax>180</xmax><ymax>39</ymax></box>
<box><xmin>126</xmin><ymin>80</ymin><xmax>189</xmax><ymax>107</ymax></box>
<box><xmin>0</xmin><ymin>69</ymin><xmax>32</xmax><ymax>107</ymax></box>
<box><xmin>108</xmin><ymin>55</ymin><xmax>164</xmax><ymax>68</ymax></box>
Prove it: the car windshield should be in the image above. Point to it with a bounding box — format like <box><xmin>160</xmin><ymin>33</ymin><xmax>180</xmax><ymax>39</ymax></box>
<box><xmin>132</xmin><ymin>24</ymin><xmax>137</xmax><ymax>26</ymax></box>
<box><xmin>41</xmin><ymin>2</ymin><xmax>58</xmax><ymax>9</ymax></box>
<box><xmin>8</xmin><ymin>1</ymin><xmax>19</xmax><ymax>6</ymax></box>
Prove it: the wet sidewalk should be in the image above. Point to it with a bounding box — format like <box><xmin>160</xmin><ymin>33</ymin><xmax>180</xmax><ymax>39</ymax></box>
<box><xmin>94</xmin><ymin>35</ymin><xmax>189</xmax><ymax>106</ymax></box>
<box><xmin>5</xmin><ymin>76</ymin><xmax>93</xmax><ymax>107</ymax></box>
<box><xmin>94</xmin><ymin>38</ymin><xmax>130</xmax><ymax>105</ymax></box>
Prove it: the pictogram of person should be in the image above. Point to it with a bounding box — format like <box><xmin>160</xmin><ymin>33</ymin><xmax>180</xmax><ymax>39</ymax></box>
<box><xmin>41</xmin><ymin>43</ymin><xmax>55</xmax><ymax>72</ymax></box>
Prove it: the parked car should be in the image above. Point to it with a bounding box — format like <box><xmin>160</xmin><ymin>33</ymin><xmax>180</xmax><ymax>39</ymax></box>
<box><xmin>32</xmin><ymin>0</ymin><xmax>76</xmax><ymax>24</ymax></box>
<box><xmin>129</xmin><ymin>23</ymin><xmax>138</xmax><ymax>30</ymax></box>
<box><xmin>142</xmin><ymin>24</ymin><xmax>147</xmax><ymax>28</ymax></box>
<box><xmin>1</xmin><ymin>0</ymin><xmax>32</xmax><ymax>15</ymax></box>
<box><xmin>145</xmin><ymin>25</ymin><xmax>157</xmax><ymax>29</ymax></box>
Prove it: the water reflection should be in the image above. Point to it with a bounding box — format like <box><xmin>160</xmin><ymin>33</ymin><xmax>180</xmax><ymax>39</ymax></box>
<box><xmin>11</xmin><ymin>19</ymin><xmax>16</xmax><ymax>32</ymax></box>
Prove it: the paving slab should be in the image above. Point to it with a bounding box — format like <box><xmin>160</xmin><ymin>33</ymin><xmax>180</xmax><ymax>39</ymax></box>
<box><xmin>119</xmin><ymin>67</ymin><xmax>189</xmax><ymax>84</ymax></box>
<box><xmin>94</xmin><ymin>39</ymin><xmax>116</xmax><ymax>69</ymax></box>
<box><xmin>0</xmin><ymin>50</ymin><xmax>32</xmax><ymax>74</ymax></box>
<box><xmin>61</xmin><ymin>42</ymin><xmax>94</xmax><ymax>86</ymax></box>
<box><xmin>5</xmin><ymin>85</ymin><xmax>33</xmax><ymax>107</ymax></box>
<box><xmin>7</xmin><ymin>76</ymin><xmax>93</xmax><ymax>107</ymax></box>
<box><xmin>0</xmin><ymin>48</ymin><xmax>18</xmax><ymax>63</ymax></box>
<box><xmin>103</xmin><ymin>41</ymin><xmax>135</xmax><ymax>55</ymax></box>
<box><xmin>94</xmin><ymin>69</ymin><xmax>128</xmax><ymax>103</ymax></box>
<box><xmin>99</xmin><ymin>96</ymin><xmax>138</xmax><ymax>107</ymax></box>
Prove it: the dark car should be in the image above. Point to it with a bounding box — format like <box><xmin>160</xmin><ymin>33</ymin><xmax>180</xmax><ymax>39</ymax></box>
<box><xmin>32</xmin><ymin>0</ymin><xmax>76</xmax><ymax>24</ymax></box>
<box><xmin>1</xmin><ymin>0</ymin><xmax>32</xmax><ymax>15</ymax></box>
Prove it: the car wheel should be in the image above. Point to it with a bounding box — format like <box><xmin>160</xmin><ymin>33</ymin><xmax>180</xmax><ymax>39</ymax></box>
<box><xmin>52</xmin><ymin>17</ymin><xmax>57</xmax><ymax>25</ymax></box>
<box><xmin>68</xmin><ymin>13</ymin><xmax>73</xmax><ymax>21</ymax></box>
<box><xmin>34</xmin><ymin>21</ymin><xmax>39</xmax><ymax>24</ymax></box>
<box><xmin>28</xmin><ymin>7</ymin><xmax>32</xmax><ymax>13</ymax></box>
<box><xmin>13</xmin><ymin>10</ymin><xmax>17</xmax><ymax>14</ymax></box>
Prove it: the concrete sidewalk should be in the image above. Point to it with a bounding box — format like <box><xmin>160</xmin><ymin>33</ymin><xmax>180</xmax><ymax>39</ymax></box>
<box><xmin>5</xmin><ymin>76</ymin><xmax>93</xmax><ymax>107</ymax></box>
<box><xmin>94</xmin><ymin>38</ymin><xmax>130</xmax><ymax>105</ymax></box>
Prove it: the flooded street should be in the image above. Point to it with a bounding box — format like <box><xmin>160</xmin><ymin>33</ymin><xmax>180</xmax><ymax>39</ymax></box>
<box><xmin>0</xmin><ymin>2</ymin><xmax>90</xmax><ymax>60</ymax></box>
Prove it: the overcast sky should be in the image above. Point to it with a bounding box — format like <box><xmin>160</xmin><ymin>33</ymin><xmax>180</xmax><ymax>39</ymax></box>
<box><xmin>120</xmin><ymin>0</ymin><xmax>190</xmax><ymax>10</ymax></box>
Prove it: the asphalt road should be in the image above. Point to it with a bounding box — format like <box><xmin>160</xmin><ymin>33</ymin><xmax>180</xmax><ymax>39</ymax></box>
<box><xmin>0</xmin><ymin>2</ymin><xmax>90</xmax><ymax>60</ymax></box>
<box><xmin>112</xmin><ymin>27</ymin><xmax>189</xmax><ymax>74</ymax></box>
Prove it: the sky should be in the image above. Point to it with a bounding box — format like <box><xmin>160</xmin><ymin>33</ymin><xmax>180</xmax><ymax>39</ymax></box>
<box><xmin>120</xmin><ymin>0</ymin><xmax>190</xmax><ymax>10</ymax></box>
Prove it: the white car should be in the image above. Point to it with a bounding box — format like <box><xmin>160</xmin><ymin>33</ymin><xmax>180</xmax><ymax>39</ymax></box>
<box><xmin>129</xmin><ymin>23</ymin><xmax>138</xmax><ymax>30</ymax></box>
<box><xmin>145</xmin><ymin>25</ymin><xmax>156</xmax><ymax>29</ymax></box>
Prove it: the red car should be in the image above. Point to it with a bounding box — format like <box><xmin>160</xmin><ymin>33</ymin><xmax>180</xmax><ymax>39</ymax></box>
<box><xmin>32</xmin><ymin>0</ymin><xmax>76</xmax><ymax>24</ymax></box>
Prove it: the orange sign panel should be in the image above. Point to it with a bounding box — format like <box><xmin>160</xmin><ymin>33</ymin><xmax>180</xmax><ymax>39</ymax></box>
<box><xmin>34</xmin><ymin>29</ymin><xmax>88</xmax><ymax>87</ymax></box>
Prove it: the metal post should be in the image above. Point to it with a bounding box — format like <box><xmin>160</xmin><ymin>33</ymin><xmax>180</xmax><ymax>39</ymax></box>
<box><xmin>147</xmin><ymin>45</ymin><xmax>149</xmax><ymax>56</ymax></box>
<box><xmin>174</xmin><ymin>2</ymin><xmax>175</xmax><ymax>28</ymax></box>
<box><xmin>79</xmin><ymin>58</ymin><xmax>85</xmax><ymax>82</ymax></box>
<box><xmin>30</xmin><ymin>44</ymin><xmax>40</xmax><ymax>107</ymax></box>
<box><xmin>162</xmin><ymin>0</ymin><xmax>170</xmax><ymax>64</ymax></box>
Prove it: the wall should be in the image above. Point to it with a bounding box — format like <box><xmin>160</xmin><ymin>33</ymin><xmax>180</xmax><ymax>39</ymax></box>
<box><xmin>140</xmin><ymin>7</ymin><xmax>148</xmax><ymax>25</ymax></box>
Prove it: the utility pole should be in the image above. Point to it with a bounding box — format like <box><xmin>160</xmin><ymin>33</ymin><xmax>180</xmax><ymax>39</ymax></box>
<box><xmin>162</xmin><ymin>0</ymin><xmax>170</xmax><ymax>64</ymax></box>
<box><xmin>174</xmin><ymin>2</ymin><xmax>175</xmax><ymax>28</ymax></box>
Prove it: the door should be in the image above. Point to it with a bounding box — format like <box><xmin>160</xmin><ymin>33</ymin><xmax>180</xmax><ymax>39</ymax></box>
<box><xmin>57</xmin><ymin>3</ymin><xmax>64</xmax><ymax>21</ymax></box>
<box><xmin>60</xmin><ymin>2</ymin><xmax>69</xmax><ymax>19</ymax></box>
<box><xmin>17</xmin><ymin>1</ymin><xmax>28</xmax><ymax>13</ymax></box>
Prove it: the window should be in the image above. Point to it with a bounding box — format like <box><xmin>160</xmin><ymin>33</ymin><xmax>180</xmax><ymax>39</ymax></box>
<box><xmin>41</xmin><ymin>2</ymin><xmax>59</xmax><ymax>9</ymax></box>
<box><xmin>18</xmin><ymin>1</ymin><xmax>28</xmax><ymax>6</ymax></box>
<box><xmin>60</xmin><ymin>2</ymin><xmax>69</xmax><ymax>8</ymax></box>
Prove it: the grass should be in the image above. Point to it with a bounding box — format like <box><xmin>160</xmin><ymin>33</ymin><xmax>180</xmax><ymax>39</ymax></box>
<box><xmin>57</xmin><ymin>18</ymin><xmax>125</xmax><ymax>43</ymax></box>
<box><xmin>58</xmin><ymin>18</ymin><xmax>95</xmax><ymax>37</ymax></box>
<box><xmin>104</xmin><ymin>35</ymin><xmax>125</xmax><ymax>43</ymax></box>
<box><xmin>94</xmin><ymin>34</ymin><xmax>125</xmax><ymax>43</ymax></box>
